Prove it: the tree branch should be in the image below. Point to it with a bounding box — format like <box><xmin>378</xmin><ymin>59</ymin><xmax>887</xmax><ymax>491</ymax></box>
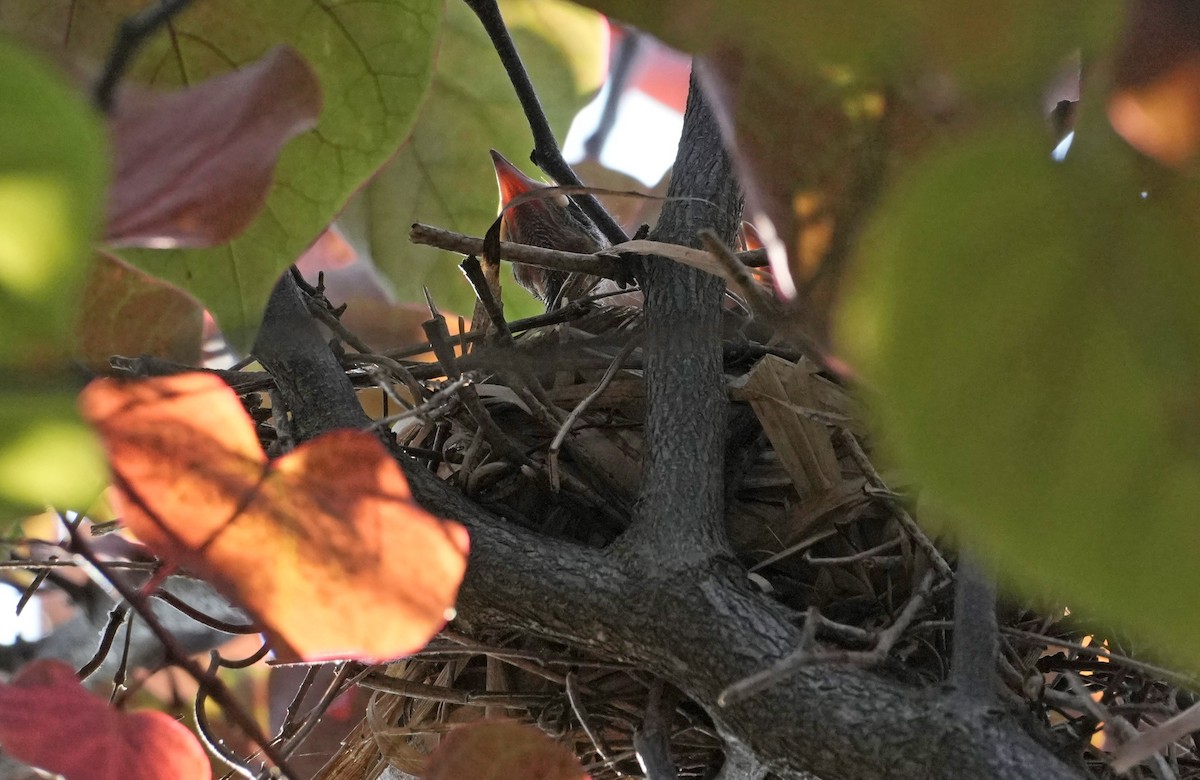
<box><xmin>617</xmin><ymin>66</ymin><xmax>743</xmax><ymax>562</ymax></box>
<box><xmin>461</xmin><ymin>0</ymin><xmax>628</xmax><ymax>246</ymax></box>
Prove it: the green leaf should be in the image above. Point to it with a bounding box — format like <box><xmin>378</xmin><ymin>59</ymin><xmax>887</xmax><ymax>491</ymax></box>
<box><xmin>0</xmin><ymin>393</ymin><xmax>107</xmax><ymax>520</ymax></box>
<box><xmin>349</xmin><ymin>0</ymin><xmax>606</xmax><ymax>320</ymax></box>
<box><xmin>0</xmin><ymin>41</ymin><xmax>107</xmax><ymax>364</ymax></box>
<box><xmin>0</xmin><ymin>41</ymin><xmax>108</xmax><ymax>515</ymax></box>
<box><xmin>3</xmin><ymin>0</ymin><xmax>442</xmax><ymax>348</ymax></box>
<box><xmin>836</xmin><ymin>121</ymin><xmax>1200</xmax><ymax>666</ymax></box>
<box><xmin>577</xmin><ymin>0</ymin><xmax>1114</xmax><ymax>93</ymax></box>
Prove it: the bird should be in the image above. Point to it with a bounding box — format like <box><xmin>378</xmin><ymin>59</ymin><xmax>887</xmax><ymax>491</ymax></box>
<box><xmin>489</xmin><ymin>149</ymin><xmax>609</xmax><ymax>307</ymax></box>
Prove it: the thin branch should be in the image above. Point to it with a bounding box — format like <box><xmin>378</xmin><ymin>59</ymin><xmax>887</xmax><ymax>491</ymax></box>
<box><xmin>566</xmin><ymin>671</ymin><xmax>618</xmax><ymax>767</ymax></box>
<box><xmin>719</xmin><ymin>570</ymin><xmax>937</xmax><ymax>706</ymax></box>
<box><xmin>632</xmin><ymin>679</ymin><xmax>678</xmax><ymax>780</ymax></box>
<box><xmin>461</xmin><ymin>0</ymin><xmax>628</xmax><ymax>245</ymax></box>
<box><xmin>62</xmin><ymin>519</ymin><xmax>296</xmax><ymax>777</ymax></box>
<box><xmin>94</xmin><ymin>0</ymin><xmax>195</xmax><ymax>112</ymax></box>
<box><xmin>413</xmin><ymin>222</ymin><xmax>624</xmax><ymax>277</ymax></box>
<box><xmin>839</xmin><ymin>428</ymin><xmax>953</xmax><ymax>578</ymax></box>
<box><xmin>547</xmin><ymin>337</ymin><xmax>640</xmax><ymax>490</ymax></box>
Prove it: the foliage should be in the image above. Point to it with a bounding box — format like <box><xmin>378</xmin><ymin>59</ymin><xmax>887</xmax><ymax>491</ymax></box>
<box><xmin>5</xmin><ymin>0</ymin><xmax>1200</xmax><ymax>777</ymax></box>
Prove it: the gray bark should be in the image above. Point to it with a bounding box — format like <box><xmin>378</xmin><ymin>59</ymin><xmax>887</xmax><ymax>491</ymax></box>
<box><xmin>243</xmin><ymin>68</ymin><xmax>1084</xmax><ymax>780</ymax></box>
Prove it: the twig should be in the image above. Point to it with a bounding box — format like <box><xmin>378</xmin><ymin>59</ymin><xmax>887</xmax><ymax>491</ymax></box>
<box><xmin>274</xmin><ymin>665</ymin><xmax>321</xmax><ymax>744</ymax></box>
<box><xmin>804</xmin><ymin>536</ymin><xmax>903</xmax><ymax>566</ymax></box>
<box><xmin>838</xmin><ymin>428</ymin><xmax>953</xmax><ymax>578</ymax></box>
<box><xmin>461</xmin><ymin>0</ymin><xmax>628</xmax><ymax>245</ymax></box>
<box><xmin>422</xmin><ymin>291</ymin><xmax>536</xmax><ymax>471</ymax></box>
<box><xmin>547</xmin><ymin>337</ymin><xmax>640</xmax><ymax>490</ymax></box>
<box><xmin>1063</xmin><ymin>675</ymin><xmax>1174</xmax><ymax>780</ymax></box>
<box><xmin>194</xmin><ymin>653</ymin><xmax>257</xmax><ymax>779</ymax></box>
<box><xmin>0</xmin><ymin>558</ymin><xmax>158</xmax><ymax>571</ymax></box>
<box><xmin>698</xmin><ymin>230</ymin><xmax>776</xmax><ymax>320</ymax></box>
<box><xmin>719</xmin><ymin>570</ymin><xmax>936</xmax><ymax>706</ymax></box>
<box><xmin>77</xmin><ymin>604</ymin><xmax>131</xmax><ymax>680</ymax></box>
<box><xmin>305</xmin><ymin>295</ymin><xmax>375</xmax><ymax>355</ymax></box>
<box><xmin>94</xmin><ymin>0</ymin><xmax>195</xmax><ymax>112</ymax></box>
<box><xmin>412</xmin><ymin>222</ymin><xmax>623</xmax><ymax>277</ymax></box>
<box><xmin>61</xmin><ymin>518</ymin><xmax>296</xmax><ymax>777</ymax></box>
<box><xmin>340</xmin><ymin>352</ymin><xmax>424</xmax><ymax>406</ymax></box>
<box><xmin>1112</xmin><ymin>700</ymin><xmax>1200</xmax><ymax>774</ymax></box>
<box><xmin>371</xmin><ymin>374</ymin><xmax>473</xmax><ymax>429</ymax></box>
<box><xmin>583</xmin><ymin>27</ymin><xmax>641</xmax><ymax>159</ymax></box>
<box><xmin>566</xmin><ymin>671</ymin><xmax>617</xmax><ymax>766</ymax></box>
<box><xmin>151</xmin><ymin>588</ymin><xmax>262</xmax><ymax>634</ymax></box>
<box><xmin>280</xmin><ymin>663</ymin><xmax>363</xmax><ymax>760</ymax></box>
<box><xmin>460</xmin><ymin>255</ymin><xmax>513</xmax><ymax>344</ymax></box>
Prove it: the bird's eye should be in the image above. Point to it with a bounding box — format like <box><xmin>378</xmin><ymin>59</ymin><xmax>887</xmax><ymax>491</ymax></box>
<box><xmin>554</xmin><ymin>193</ymin><xmax>570</xmax><ymax>208</ymax></box>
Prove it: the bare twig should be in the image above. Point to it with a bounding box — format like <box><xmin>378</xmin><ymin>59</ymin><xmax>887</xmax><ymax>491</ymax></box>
<box><xmin>566</xmin><ymin>671</ymin><xmax>618</xmax><ymax>766</ymax></box>
<box><xmin>61</xmin><ymin>518</ymin><xmax>296</xmax><ymax>777</ymax></box>
<box><xmin>547</xmin><ymin>337</ymin><xmax>640</xmax><ymax>490</ymax></box>
<box><xmin>839</xmin><ymin>428</ymin><xmax>953</xmax><ymax>578</ymax></box>
<box><xmin>461</xmin><ymin>0</ymin><xmax>628</xmax><ymax>245</ymax></box>
<box><xmin>633</xmin><ymin>679</ymin><xmax>678</xmax><ymax>780</ymax></box>
<box><xmin>413</xmin><ymin>222</ymin><xmax>623</xmax><ymax>277</ymax></box>
<box><xmin>94</xmin><ymin>0</ymin><xmax>195</xmax><ymax>112</ymax></box>
<box><xmin>1112</xmin><ymin>700</ymin><xmax>1200</xmax><ymax>774</ymax></box>
<box><xmin>719</xmin><ymin>570</ymin><xmax>937</xmax><ymax>706</ymax></box>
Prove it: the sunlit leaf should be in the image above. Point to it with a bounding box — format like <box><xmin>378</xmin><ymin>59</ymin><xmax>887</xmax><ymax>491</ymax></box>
<box><xmin>80</xmin><ymin>373</ymin><xmax>470</xmax><ymax>662</ymax></box>
<box><xmin>836</xmin><ymin>121</ymin><xmax>1200</xmax><ymax>666</ymax></box>
<box><xmin>348</xmin><ymin>0</ymin><xmax>606</xmax><ymax>320</ymax></box>
<box><xmin>106</xmin><ymin>46</ymin><xmax>321</xmax><ymax>249</ymax></box>
<box><xmin>0</xmin><ymin>659</ymin><xmax>209</xmax><ymax>780</ymax></box>
<box><xmin>425</xmin><ymin>721</ymin><xmax>588</xmax><ymax>780</ymax></box>
<box><xmin>2</xmin><ymin>0</ymin><xmax>441</xmax><ymax>348</ymax></box>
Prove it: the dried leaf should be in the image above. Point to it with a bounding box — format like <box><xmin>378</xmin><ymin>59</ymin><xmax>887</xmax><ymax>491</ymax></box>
<box><xmin>79</xmin><ymin>373</ymin><xmax>469</xmax><ymax>662</ymax></box>
<box><xmin>732</xmin><ymin>355</ymin><xmax>841</xmax><ymax>495</ymax></box>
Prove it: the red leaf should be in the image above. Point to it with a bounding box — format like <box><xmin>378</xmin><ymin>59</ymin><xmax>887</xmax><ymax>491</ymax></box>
<box><xmin>79</xmin><ymin>373</ymin><xmax>469</xmax><ymax>663</ymax></box>
<box><xmin>425</xmin><ymin>721</ymin><xmax>589</xmax><ymax>780</ymax></box>
<box><xmin>0</xmin><ymin>659</ymin><xmax>209</xmax><ymax>780</ymax></box>
<box><xmin>105</xmin><ymin>46</ymin><xmax>321</xmax><ymax>248</ymax></box>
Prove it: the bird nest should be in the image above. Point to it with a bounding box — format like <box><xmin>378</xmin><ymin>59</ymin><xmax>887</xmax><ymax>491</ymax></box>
<box><xmin>295</xmin><ymin>292</ymin><xmax>1199</xmax><ymax>780</ymax></box>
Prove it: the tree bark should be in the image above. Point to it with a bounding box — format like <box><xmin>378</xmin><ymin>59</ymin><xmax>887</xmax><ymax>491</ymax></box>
<box><xmin>252</xmin><ymin>69</ymin><xmax>1086</xmax><ymax>780</ymax></box>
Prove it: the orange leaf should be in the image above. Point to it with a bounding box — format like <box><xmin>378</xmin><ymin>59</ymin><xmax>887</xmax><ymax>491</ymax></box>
<box><xmin>79</xmin><ymin>373</ymin><xmax>469</xmax><ymax>662</ymax></box>
<box><xmin>0</xmin><ymin>659</ymin><xmax>209</xmax><ymax>780</ymax></box>
<box><xmin>426</xmin><ymin>721</ymin><xmax>589</xmax><ymax>780</ymax></box>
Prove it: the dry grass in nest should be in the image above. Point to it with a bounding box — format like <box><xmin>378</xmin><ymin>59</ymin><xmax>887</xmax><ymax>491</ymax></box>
<box><xmin>294</xmin><ymin>295</ymin><xmax>1200</xmax><ymax>780</ymax></box>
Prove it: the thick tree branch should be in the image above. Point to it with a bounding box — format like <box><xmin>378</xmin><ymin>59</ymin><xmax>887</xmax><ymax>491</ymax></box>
<box><xmin>618</xmin><ymin>67</ymin><xmax>742</xmax><ymax>563</ymax></box>
<box><xmin>254</xmin><ymin>108</ymin><xmax>1084</xmax><ymax>780</ymax></box>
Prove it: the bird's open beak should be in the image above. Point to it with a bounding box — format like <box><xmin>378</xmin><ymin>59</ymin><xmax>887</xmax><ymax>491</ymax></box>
<box><xmin>489</xmin><ymin>149</ymin><xmax>543</xmax><ymax>206</ymax></box>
